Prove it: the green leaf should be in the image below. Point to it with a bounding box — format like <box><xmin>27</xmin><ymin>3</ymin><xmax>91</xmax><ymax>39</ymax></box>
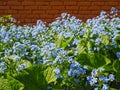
<box><xmin>44</xmin><ymin>67</ymin><xmax>57</xmax><ymax>84</ymax></box>
<box><xmin>77</xmin><ymin>53</ymin><xmax>92</xmax><ymax>67</ymax></box>
<box><xmin>0</xmin><ymin>76</ymin><xmax>11</xmax><ymax>90</ymax></box>
<box><xmin>0</xmin><ymin>17</ymin><xmax>4</xmax><ymax>22</ymax></box>
<box><xmin>14</xmin><ymin>64</ymin><xmax>56</xmax><ymax>90</ymax></box>
<box><xmin>55</xmin><ymin>34</ymin><xmax>73</xmax><ymax>49</ymax></box>
<box><xmin>77</xmin><ymin>53</ymin><xmax>111</xmax><ymax>69</ymax></box>
<box><xmin>15</xmin><ymin>65</ymin><xmax>46</xmax><ymax>90</ymax></box>
<box><xmin>0</xmin><ymin>75</ymin><xmax>24</xmax><ymax>90</ymax></box>
<box><xmin>109</xmin><ymin>88</ymin><xmax>117</xmax><ymax>90</ymax></box>
<box><xmin>113</xmin><ymin>59</ymin><xmax>120</xmax><ymax>72</ymax></box>
<box><xmin>7</xmin><ymin>75</ymin><xmax>24</xmax><ymax>90</ymax></box>
<box><xmin>77</xmin><ymin>44</ymin><xmax>85</xmax><ymax>54</ymax></box>
<box><xmin>87</xmin><ymin>41</ymin><xmax>92</xmax><ymax>51</ymax></box>
<box><xmin>89</xmin><ymin>53</ymin><xmax>111</xmax><ymax>68</ymax></box>
<box><xmin>101</xmin><ymin>35</ymin><xmax>109</xmax><ymax>45</ymax></box>
<box><xmin>55</xmin><ymin>34</ymin><xmax>63</xmax><ymax>48</ymax></box>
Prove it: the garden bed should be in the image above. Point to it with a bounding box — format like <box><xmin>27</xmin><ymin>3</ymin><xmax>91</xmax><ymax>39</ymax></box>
<box><xmin>0</xmin><ymin>7</ymin><xmax>120</xmax><ymax>90</ymax></box>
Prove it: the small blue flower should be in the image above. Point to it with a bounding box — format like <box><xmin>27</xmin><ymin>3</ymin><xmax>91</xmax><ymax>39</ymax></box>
<box><xmin>101</xmin><ymin>84</ymin><xmax>109</xmax><ymax>90</ymax></box>
<box><xmin>91</xmin><ymin>69</ymin><xmax>98</xmax><ymax>76</ymax></box>
<box><xmin>74</xmin><ymin>78</ymin><xmax>79</xmax><ymax>84</ymax></box>
<box><xmin>87</xmin><ymin>76</ymin><xmax>98</xmax><ymax>86</ymax></box>
<box><xmin>109</xmin><ymin>74</ymin><xmax>115</xmax><ymax>81</ymax></box>
<box><xmin>20</xmin><ymin>64</ymin><xmax>26</xmax><ymax>69</ymax></box>
<box><xmin>54</xmin><ymin>67</ymin><xmax>60</xmax><ymax>78</ymax></box>
<box><xmin>116</xmin><ymin>52</ymin><xmax>120</xmax><ymax>58</ymax></box>
<box><xmin>94</xmin><ymin>87</ymin><xmax>98</xmax><ymax>90</ymax></box>
<box><xmin>0</xmin><ymin>66</ymin><xmax>7</xmax><ymax>73</ymax></box>
<box><xmin>99</xmin><ymin>75</ymin><xmax>109</xmax><ymax>83</ymax></box>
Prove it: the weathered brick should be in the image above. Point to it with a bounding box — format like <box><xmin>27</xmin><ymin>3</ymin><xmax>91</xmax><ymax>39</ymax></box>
<box><xmin>52</xmin><ymin>6</ymin><xmax>65</xmax><ymax>10</ymax></box>
<box><xmin>92</xmin><ymin>2</ymin><xmax>105</xmax><ymax>5</ymax></box>
<box><xmin>0</xmin><ymin>6</ymin><xmax>9</xmax><ymax>9</ymax></box>
<box><xmin>105</xmin><ymin>2</ymin><xmax>118</xmax><ymax>5</ymax></box>
<box><xmin>46</xmin><ymin>10</ymin><xmax>59</xmax><ymax>14</ymax></box>
<box><xmin>50</xmin><ymin>1</ymin><xmax>63</xmax><ymax>5</ymax></box>
<box><xmin>25</xmin><ymin>6</ymin><xmax>38</xmax><ymax>10</ymax></box>
<box><xmin>11</xmin><ymin>6</ymin><xmax>24</xmax><ymax>9</ymax></box>
<box><xmin>5</xmin><ymin>10</ymin><xmax>18</xmax><ymax>14</ymax></box>
<box><xmin>36</xmin><ymin>1</ymin><xmax>49</xmax><ymax>5</ymax></box>
<box><xmin>39</xmin><ymin>6</ymin><xmax>51</xmax><ymax>9</ymax></box>
<box><xmin>7</xmin><ymin>1</ymin><xmax>21</xmax><ymax>5</ymax></box>
<box><xmin>88</xmin><ymin>6</ymin><xmax>101</xmax><ymax>10</ymax></box>
<box><xmin>32</xmin><ymin>10</ymin><xmax>46</xmax><ymax>14</ymax></box>
<box><xmin>64</xmin><ymin>1</ymin><xmax>76</xmax><ymax>5</ymax></box>
<box><xmin>77</xmin><ymin>2</ymin><xmax>91</xmax><ymax>6</ymax></box>
<box><xmin>66</xmin><ymin>6</ymin><xmax>78</xmax><ymax>10</ymax></box>
<box><xmin>0</xmin><ymin>1</ymin><xmax>3</xmax><ymax>5</ymax></box>
<box><xmin>0</xmin><ymin>0</ymin><xmax>119</xmax><ymax>25</ymax></box>
<box><xmin>22</xmin><ymin>1</ymin><xmax>36</xmax><ymax>5</ymax></box>
<box><xmin>18</xmin><ymin>10</ymin><xmax>31</xmax><ymax>14</ymax></box>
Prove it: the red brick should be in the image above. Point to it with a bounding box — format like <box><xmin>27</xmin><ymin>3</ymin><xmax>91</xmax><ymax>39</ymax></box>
<box><xmin>77</xmin><ymin>2</ymin><xmax>91</xmax><ymax>6</ymax></box>
<box><xmin>32</xmin><ymin>15</ymin><xmax>40</xmax><ymax>19</ymax></box>
<box><xmin>0</xmin><ymin>0</ymin><xmax>119</xmax><ymax>25</ymax></box>
<box><xmin>0</xmin><ymin>1</ymin><xmax>3</xmax><ymax>5</ymax></box>
<box><xmin>79</xmin><ymin>7</ymin><xmax>89</xmax><ymax>11</ymax></box>
<box><xmin>18</xmin><ymin>10</ymin><xmax>31</xmax><ymax>14</ymax></box>
<box><xmin>50</xmin><ymin>1</ymin><xmax>63</xmax><ymax>5</ymax></box>
<box><xmin>7</xmin><ymin>1</ymin><xmax>21</xmax><ymax>5</ymax></box>
<box><xmin>11</xmin><ymin>6</ymin><xmax>23</xmax><ymax>10</ymax></box>
<box><xmin>101</xmin><ymin>6</ymin><xmax>114</xmax><ymax>11</ymax></box>
<box><xmin>46</xmin><ymin>19</ymin><xmax>52</xmax><ymax>23</ymax></box>
<box><xmin>0</xmin><ymin>6</ymin><xmax>9</xmax><ymax>9</ymax></box>
<box><xmin>92</xmin><ymin>2</ymin><xmax>105</xmax><ymax>5</ymax></box>
<box><xmin>5</xmin><ymin>10</ymin><xmax>18</xmax><ymax>14</ymax></box>
<box><xmin>22</xmin><ymin>1</ymin><xmax>36</xmax><ymax>5</ymax></box>
<box><xmin>25</xmin><ymin>19</ymin><xmax>32</xmax><ymax>23</ymax></box>
<box><xmin>88</xmin><ymin>6</ymin><xmax>101</xmax><ymax>10</ymax></box>
<box><xmin>46</xmin><ymin>10</ymin><xmax>59</xmax><ymax>14</ymax></box>
<box><xmin>14</xmin><ymin>14</ymin><xmax>24</xmax><ymax>19</ymax></box>
<box><xmin>79</xmin><ymin>11</ymin><xmax>92</xmax><ymax>15</ymax></box>
<box><xmin>32</xmin><ymin>10</ymin><xmax>46</xmax><ymax>14</ymax></box>
<box><xmin>25</xmin><ymin>6</ymin><xmax>39</xmax><ymax>10</ymax></box>
<box><xmin>39</xmin><ymin>6</ymin><xmax>51</xmax><ymax>9</ymax></box>
<box><xmin>2</xmin><ymin>2</ymin><xmax>7</xmax><ymax>5</ymax></box>
<box><xmin>65</xmin><ymin>10</ymin><xmax>78</xmax><ymax>14</ymax></box>
<box><xmin>105</xmin><ymin>2</ymin><xmax>119</xmax><ymax>5</ymax></box>
<box><xmin>52</xmin><ymin>6</ymin><xmax>65</xmax><ymax>10</ymax></box>
<box><xmin>64</xmin><ymin>1</ymin><xmax>76</xmax><ymax>5</ymax></box>
<box><xmin>66</xmin><ymin>6</ymin><xmax>78</xmax><ymax>10</ymax></box>
<box><xmin>35</xmin><ymin>1</ymin><xmax>49</xmax><ymax>5</ymax></box>
<box><xmin>44</xmin><ymin>15</ymin><xmax>53</xmax><ymax>19</ymax></box>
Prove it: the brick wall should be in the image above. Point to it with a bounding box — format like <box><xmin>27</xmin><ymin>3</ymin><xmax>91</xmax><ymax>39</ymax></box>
<box><xmin>0</xmin><ymin>0</ymin><xmax>120</xmax><ymax>25</ymax></box>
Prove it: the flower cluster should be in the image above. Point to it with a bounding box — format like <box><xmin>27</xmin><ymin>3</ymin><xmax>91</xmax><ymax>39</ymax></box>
<box><xmin>87</xmin><ymin>68</ymin><xmax>115</xmax><ymax>90</ymax></box>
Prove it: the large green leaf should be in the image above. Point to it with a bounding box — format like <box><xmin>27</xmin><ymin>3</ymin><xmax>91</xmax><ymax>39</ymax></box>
<box><xmin>113</xmin><ymin>59</ymin><xmax>120</xmax><ymax>72</ymax></box>
<box><xmin>89</xmin><ymin>53</ymin><xmax>111</xmax><ymax>68</ymax></box>
<box><xmin>77</xmin><ymin>53</ymin><xmax>92</xmax><ymax>67</ymax></box>
<box><xmin>77</xmin><ymin>44</ymin><xmax>85</xmax><ymax>54</ymax></box>
<box><xmin>55</xmin><ymin>34</ymin><xmax>73</xmax><ymax>49</ymax></box>
<box><xmin>0</xmin><ymin>75</ymin><xmax>24</xmax><ymax>90</ymax></box>
<box><xmin>113</xmin><ymin>59</ymin><xmax>120</xmax><ymax>82</ymax></box>
<box><xmin>15</xmin><ymin>64</ymin><xmax>57</xmax><ymax>90</ymax></box>
<box><xmin>101</xmin><ymin>35</ymin><xmax>109</xmax><ymax>45</ymax></box>
<box><xmin>43</xmin><ymin>67</ymin><xmax>57</xmax><ymax>84</ymax></box>
<box><xmin>77</xmin><ymin>53</ymin><xmax>111</xmax><ymax>69</ymax></box>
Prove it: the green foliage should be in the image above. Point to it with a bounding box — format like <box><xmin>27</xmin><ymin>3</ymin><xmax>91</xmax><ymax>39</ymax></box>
<box><xmin>0</xmin><ymin>75</ymin><xmax>24</xmax><ymax>90</ymax></box>
<box><xmin>77</xmin><ymin>53</ymin><xmax>111</xmax><ymax>69</ymax></box>
<box><xmin>55</xmin><ymin>34</ymin><xmax>73</xmax><ymax>49</ymax></box>
<box><xmin>113</xmin><ymin>59</ymin><xmax>120</xmax><ymax>82</ymax></box>
<box><xmin>14</xmin><ymin>64</ymin><xmax>57</xmax><ymax>90</ymax></box>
